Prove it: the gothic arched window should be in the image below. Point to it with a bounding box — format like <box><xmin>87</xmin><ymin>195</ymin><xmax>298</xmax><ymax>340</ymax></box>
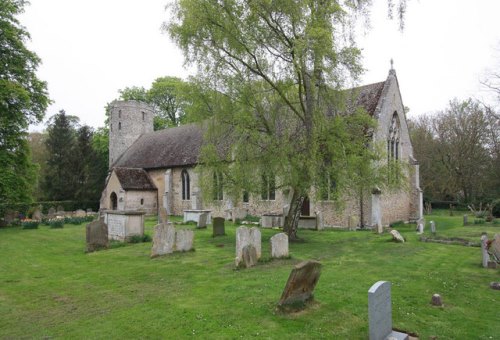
<box><xmin>181</xmin><ymin>169</ymin><xmax>190</xmax><ymax>200</ymax></box>
<box><xmin>388</xmin><ymin>112</ymin><xmax>400</xmax><ymax>163</ymax></box>
<box><xmin>213</xmin><ymin>171</ymin><xmax>223</xmax><ymax>201</ymax></box>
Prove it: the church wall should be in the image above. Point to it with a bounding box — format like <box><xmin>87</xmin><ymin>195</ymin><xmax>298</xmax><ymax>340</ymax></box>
<box><xmin>123</xmin><ymin>190</ymin><xmax>157</xmax><ymax>214</ymax></box>
<box><xmin>100</xmin><ymin>171</ymin><xmax>124</xmax><ymax>211</ymax></box>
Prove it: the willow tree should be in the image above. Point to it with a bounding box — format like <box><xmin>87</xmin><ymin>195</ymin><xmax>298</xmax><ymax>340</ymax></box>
<box><xmin>167</xmin><ymin>0</ymin><xmax>406</xmax><ymax>239</ymax></box>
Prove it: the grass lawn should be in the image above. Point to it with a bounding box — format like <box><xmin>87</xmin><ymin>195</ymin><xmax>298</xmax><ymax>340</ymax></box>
<box><xmin>0</xmin><ymin>211</ymin><xmax>499</xmax><ymax>339</ymax></box>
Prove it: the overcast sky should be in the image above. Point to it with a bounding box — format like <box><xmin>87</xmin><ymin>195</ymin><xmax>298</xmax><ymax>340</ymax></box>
<box><xmin>19</xmin><ymin>0</ymin><xmax>500</xmax><ymax>131</ymax></box>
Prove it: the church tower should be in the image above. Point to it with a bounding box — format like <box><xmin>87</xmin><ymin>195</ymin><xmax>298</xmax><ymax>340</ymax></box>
<box><xmin>108</xmin><ymin>100</ymin><xmax>154</xmax><ymax>168</ymax></box>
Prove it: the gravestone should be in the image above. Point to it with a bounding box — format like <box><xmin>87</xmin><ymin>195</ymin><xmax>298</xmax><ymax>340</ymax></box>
<box><xmin>431</xmin><ymin>293</ymin><xmax>443</xmax><ymax>306</ymax></box>
<box><xmin>47</xmin><ymin>207</ymin><xmax>56</xmax><ymax>218</ymax></box>
<box><xmin>368</xmin><ymin>281</ymin><xmax>409</xmax><ymax>340</ymax></box>
<box><xmin>490</xmin><ymin>234</ymin><xmax>500</xmax><ymax>262</ymax></box>
<box><xmin>278</xmin><ymin>260</ymin><xmax>322</xmax><ymax>309</ymax></box>
<box><xmin>212</xmin><ymin>217</ymin><xmax>225</xmax><ymax>237</ymax></box>
<box><xmin>463</xmin><ymin>214</ymin><xmax>468</xmax><ymax>226</ymax></box>
<box><xmin>481</xmin><ymin>233</ymin><xmax>489</xmax><ymax>268</ymax></box>
<box><xmin>390</xmin><ymin>230</ymin><xmax>405</xmax><ymax>243</ymax></box>
<box><xmin>197</xmin><ymin>212</ymin><xmax>208</xmax><ymax>228</ymax></box>
<box><xmin>430</xmin><ymin>221</ymin><xmax>436</xmax><ymax>234</ymax></box>
<box><xmin>490</xmin><ymin>282</ymin><xmax>500</xmax><ymax>290</ymax></box>
<box><xmin>250</xmin><ymin>227</ymin><xmax>261</xmax><ymax>259</ymax></box>
<box><xmin>315</xmin><ymin>211</ymin><xmax>324</xmax><ymax>230</ymax></box>
<box><xmin>151</xmin><ymin>223</ymin><xmax>176</xmax><ymax>258</ymax></box>
<box><xmin>86</xmin><ymin>218</ymin><xmax>109</xmax><ymax>252</ymax></box>
<box><xmin>74</xmin><ymin>209</ymin><xmax>86</xmax><ymax>217</ymax></box>
<box><xmin>86</xmin><ymin>208</ymin><xmax>93</xmax><ymax>213</ymax></box>
<box><xmin>175</xmin><ymin>229</ymin><xmax>194</xmax><ymax>252</ymax></box>
<box><xmin>56</xmin><ymin>205</ymin><xmax>64</xmax><ymax>213</ymax></box>
<box><xmin>235</xmin><ymin>226</ymin><xmax>251</xmax><ymax>266</ymax></box>
<box><xmin>32</xmin><ymin>209</ymin><xmax>43</xmax><ymax>220</ymax></box>
<box><xmin>241</xmin><ymin>244</ymin><xmax>258</xmax><ymax>268</ymax></box>
<box><xmin>159</xmin><ymin>207</ymin><xmax>168</xmax><ymax>224</ymax></box>
<box><xmin>270</xmin><ymin>233</ymin><xmax>289</xmax><ymax>258</ymax></box>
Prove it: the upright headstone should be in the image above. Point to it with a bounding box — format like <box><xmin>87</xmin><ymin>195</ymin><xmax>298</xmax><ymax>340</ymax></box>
<box><xmin>315</xmin><ymin>211</ymin><xmax>324</xmax><ymax>230</ymax></box>
<box><xmin>490</xmin><ymin>234</ymin><xmax>500</xmax><ymax>262</ymax></box>
<box><xmin>463</xmin><ymin>214</ymin><xmax>468</xmax><ymax>226</ymax></box>
<box><xmin>348</xmin><ymin>215</ymin><xmax>358</xmax><ymax>230</ymax></box>
<box><xmin>47</xmin><ymin>207</ymin><xmax>56</xmax><ymax>218</ymax></box>
<box><xmin>270</xmin><ymin>233</ymin><xmax>289</xmax><ymax>258</ymax></box>
<box><xmin>74</xmin><ymin>209</ymin><xmax>86</xmax><ymax>217</ymax></box>
<box><xmin>235</xmin><ymin>226</ymin><xmax>251</xmax><ymax>265</ymax></box>
<box><xmin>278</xmin><ymin>260</ymin><xmax>322</xmax><ymax>309</ymax></box>
<box><xmin>86</xmin><ymin>218</ymin><xmax>109</xmax><ymax>252</ymax></box>
<box><xmin>175</xmin><ymin>229</ymin><xmax>194</xmax><ymax>252</ymax></box>
<box><xmin>368</xmin><ymin>281</ymin><xmax>409</xmax><ymax>340</ymax></box>
<box><xmin>151</xmin><ymin>223</ymin><xmax>176</xmax><ymax>258</ymax></box>
<box><xmin>481</xmin><ymin>233</ymin><xmax>489</xmax><ymax>268</ymax></box>
<box><xmin>241</xmin><ymin>244</ymin><xmax>258</xmax><ymax>268</ymax></box>
<box><xmin>249</xmin><ymin>227</ymin><xmax>262</xmax><ymax>259</ymax></box>
<box><xmin>213</xmin><ymin>217</ymin><xmax>225</xmax><ymax>236</ymax></box>
<box><xmin>197</xmin><ymin>212</ymin><xmax>208</xmax><ymax>228</ymax></box>
<box><xmin>32</xmin><ymin>209</ymin><xmax>43</xmax><ymax>221</ymax></box>
<box><xmin>431</xmin><ymin>293</ymin><xmax>443</xmax><ymax>306</ymax></box>
<box><xmin>430</xmin><ymin>220</ymin><xmax>436</xmax><ymax>234</ymax></box>
<box><xmin>56</xmin><ymin>205</ymin><xmax>64</xmax><ymax>213</ymax></box>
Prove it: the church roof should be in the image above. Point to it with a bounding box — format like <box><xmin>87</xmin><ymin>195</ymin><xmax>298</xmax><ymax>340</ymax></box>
<box><xmin>114</xmin><ymin>123</ymin><xmax>203</xmax><ymax>170</ymax></box>
<box><xmin>113</xmin><ymin>167</ymin><xmax>157</xmax><ymax>190</ymax></box>
<box><xmin>112</xmin><ymin>79</ymin><xmax>388</xmax><ymax>170</ymax></box>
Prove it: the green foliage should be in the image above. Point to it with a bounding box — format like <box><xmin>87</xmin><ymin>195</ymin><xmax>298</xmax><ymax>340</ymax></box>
<box><xmin>21</xmin><ymin>220</ymin><xmax>39</xmax><ymax>229</ymax></box>
<box><xmin>63</xmin><ymin>215</ymin><xmax>95</xmax><ymax>225</ymax></box>
<box><xmin>128</xmin><ymin>234</ymin><xmax>152</xmax><ymax>244</ymax></box>
<box><xmin>48</xmin><ymin>219</ymin><xmax>64</xmax><ymax>229</ymax></box>
<box><xmin>473</xmin><ymin>218</ymin><xmax>485</xmax><ymax>225</ymax></box>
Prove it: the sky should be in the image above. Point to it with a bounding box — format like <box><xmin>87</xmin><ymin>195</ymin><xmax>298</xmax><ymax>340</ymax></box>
<box><xmin>19</xmin><ymin>0</ymin><xmax>500</xmax><ymax>131</ymax></box>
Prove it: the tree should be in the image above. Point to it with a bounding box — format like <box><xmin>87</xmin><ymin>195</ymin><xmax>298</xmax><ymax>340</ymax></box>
<box><xmin>28</xmin><ymin>132</ymin><xmax>49</xmax><ymax>200</ymax></box>
<box><xmin>0</xmin><ymin>0</ymin><xmax>50</xmax><ymax>209</ymax></box>
<box><xmin>42</xmin><ymin>110</ymin><xmax>79</xmax><ymax>201</ymax></box>
<box><xmin>167</xmin><ymin>0</ymin><xmax>405</xmax><ymax>239</ymax></box>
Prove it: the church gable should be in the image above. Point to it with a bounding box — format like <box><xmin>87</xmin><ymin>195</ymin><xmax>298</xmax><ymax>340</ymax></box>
<box><xmin>113</xmin><ymin>167</ymin><xmax>157</xmax><ymax>191</ymax></box>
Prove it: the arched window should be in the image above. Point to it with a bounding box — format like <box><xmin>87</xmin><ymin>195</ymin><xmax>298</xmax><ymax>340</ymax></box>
<box><xmin>118</xmin><ymin>122</ymin><xmax>121</xmax><ymax>130</ymax></box>
<box><xmin>388</xmin><ymin>112</ymin><xmax>400</xmax><ymax>162</ymax></box>
<box><xmin>261</xmin><ymin>173</ymin><xmax>276</xmax><ymax>200</ymax></box>
<box><xmin>181</xmin><ymin>169</ymin><xmax>190</xmax><ymax>200</ymax></box>
<box><xmin>213</xmin><ymin>171</ymin><xmax>223</xmax><ymax>201</ymax></box>
<box><xmin>140</xmin><ymin>198</ymin><xmax>144</xmax><ymax>205</ymax></box>
<box><xmin>110</xmin><ymin>192</ymin><xmax>118</xmax><ymax>210</ymax></box>
<box><xmin>142</xmin><ymin>111</ymin><xmax>145</xmax><ymax>121</ymax></box>
<box><xmin>118</xmin><ymin>109</ymin><xmax>122</xmax><ymax>119</ymax></box>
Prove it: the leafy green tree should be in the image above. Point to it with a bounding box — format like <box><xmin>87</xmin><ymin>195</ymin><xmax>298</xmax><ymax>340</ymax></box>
<box><xmin>0</xmin><ymin>0</ymin><xmax>50</xmax><ymax>209</ymax></box>
<box><xmin>28</xmin><ymin>132</ymin><xmax>49</xmax><ymax>200</ymax></box>
<box><xmin>167</xmin><ymin>0</ymin><xmax>404</xmax><ymax>239</ymax></box>
<box><xmin>42</xmin><ymin>110</ymin><xmax>79</xmax><ymax>201</ymax></box>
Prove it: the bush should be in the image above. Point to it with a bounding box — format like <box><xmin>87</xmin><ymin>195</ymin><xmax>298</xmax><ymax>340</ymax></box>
<box><xmin>22</xmin><ymin>220</ymin><xmax>39</xmax><ymax>229</ymax></box>
<box><xmin>48</xmin><ymin>219</ymin><xmax>64</xmax><ymax>228</ymax></box>
<box><xmin>128</xmin><ymin>234</ymin><xmax>152</xmax><ymax>243</ymax></box>
<box><xmin>473</xmin><ymin>218</ymin><xmax>485</xmax><ymax>225</ymax></box>
<box><xmin>491</xmin><ymin>199</ymin><xmax>500</xmax><ymax>218</ymax></box>
<box><xmin>64</xmin><ymin>215</ymin><xmax>95</xmax><ymax>225</ymax></box>
<box><xmin>389</xmin><ymin>220</ymin><xmax>405</xmax><ymax>228</ymax></box>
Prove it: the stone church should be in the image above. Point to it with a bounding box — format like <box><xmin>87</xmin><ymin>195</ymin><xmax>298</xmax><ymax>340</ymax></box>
<box><xmin>100</xmin><ymin>69</ymin><xmax>423</xmax><ymax>228</ymax></box>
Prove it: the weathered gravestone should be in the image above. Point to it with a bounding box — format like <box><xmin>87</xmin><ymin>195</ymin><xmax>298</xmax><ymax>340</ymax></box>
<box><xmin>431</xmin><ymin>293</ymin><xmax>443</xmax><ymax>306</ymax></box>
<box><xmin>278</xmin><ymin>260</ymin><xmax>322</xmax><ymax>310</ymax></box>
<box><xmin>390</xmin><ymin>230</ymin><xmax>405</xmax><ymax>243</ymax></box>
<box><xmin>175</xmin><ymin>229</ymin><xmax>194</xmax><ymax>252</ymax></box>
<box><xmin>47</xmin><ymin>207</ymin><xmax>56</xmax><ymax>218</ymax></box>
<box><xmin>197</xmin><ymin>212</ymin><xmax>208</xmax><ymax>229</ymax></box>
<box><xmin>430</xmin><ymin>221</ymin><xmax>436</xmax><ymax>234</ymax></box>
<box><xmin>86</xmin><ymin>218</ymin><xmax>109</xmax><ymax>252</ymax></box>
<box><xmin>463</xmin><ymin>214</ymin><xmax>468</xmax><ymax>226</ymax></box>
<box><xmin>241</xmin><ymin>244</ymin><xmax>258</xmax><ymax>268</ymax></box>
<box><xmin>270</xmin><ymin>233</ymin><xmax>289</xmax><ymax>259</ymax></box>
<box><xmin>56</xmin><ymin>205</ymin><xmax>64</xmax><ymax>213</ymax></box>
<box><xmin>368</xmin><ymin>281</ymin><xmax>409</xmax><ymax>340</ymax></box>
<box><xmin>235</xmin><ymin>226</ymin><xmax>261</xmax><ymax>267</ymax></box>
<box><xmin>159</xmin><ymin>207</ymin><xmax>168</xmax><ymax>224</ymax></box>
<box><xmin>32</xmin><ymin>209</ymin><xmax>43</xmax><ymax>220</ymax></box>
<box><xmin>490</xmin><ymin>234</ymin><xmax>500</xmax><ymax>263</ymax></box>
<box><xmin>481</xmin><ymin>233</ymin><xmax>490</xmax><ymax>268</ymax></box>
<box><xmin>151</xmin><ymin>223</ymin><xmax>176</xmax><ymax>258</ymax></box>
<box><xmin>74</xmin><ymin>209</ymin><xmax>86</xmax><ymax>217</ymax></box>
<box><xmin>212</xmin><ymin>217</ymin><xmax>225</xmax><ymax>237</ymax></box>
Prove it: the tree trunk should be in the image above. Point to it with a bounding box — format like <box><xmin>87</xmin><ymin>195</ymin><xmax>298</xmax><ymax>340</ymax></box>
<box><xmin>284</xmin><ymin>189</ymin><xmax>305</xmax><ymax>241</ymax></box>
<box><xmin>359</xmin><ymin>189</ymin><xmax>365</xmax><ymax>228</ymax></box>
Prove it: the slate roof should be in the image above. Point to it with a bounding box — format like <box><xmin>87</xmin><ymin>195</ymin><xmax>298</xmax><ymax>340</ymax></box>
<box><xmin>114</xmin><ymin>167</ymin><xmax>157</xmax><ymax>190</ymax></box>
<box><xmin>114</xmin><ymin>123</ymin><xmax>203</xmax><ymax>170</ymax></box>
<box><xmin>112</xmin><ymin>80</ymin><xmax>388</xmax><ymax>171</ymax></box>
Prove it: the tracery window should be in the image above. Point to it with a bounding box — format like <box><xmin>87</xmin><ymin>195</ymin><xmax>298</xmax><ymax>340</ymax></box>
<box><xmin>261</xmin><ymin>173</ymin><xmax>276</xmax><ymax>201</ymax></box>
<box><xmin>388</xmin><ymin>112</ymin><xmax>400</xmax><ymax>163</ymax></box>
<box><xmin>181</xmin><ymin>169</ymin><xmax>190</xmax><ymax>200</ymax></box>
<box><xmin>213</xmin><ymin>171</ymin><xmax>223</xmax><ymax>201</ymax></box>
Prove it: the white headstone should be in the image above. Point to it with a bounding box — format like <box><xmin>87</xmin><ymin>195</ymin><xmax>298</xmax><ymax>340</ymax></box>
<box><xmin>235</xmin><ymin>226</ymin><xmax>251</xmax><ymax>265</ymax></box>
<box><xmin>481</xmin><ymin>234</ymin><xmax>489</xmax><ymax>268</ymax></box>
<box><xmin>151</xmin><ymin>223</ymin><xmax>176</xmax><ymax>258</ymax></box>
<box><xmin>368</xmin><ymin>281</ymin><xmax>409</xmax><ymax>340</ymax></box>
<box><xmin>270</xmin><ymin>233</ymin><xmax>289</xmax><ymax>258</ymax></box>
<box><xmin>175</xmin><ymin>229</ymin><xmax>194</xmax><ymax>252</ymax></box>
<box><xmin>250</xmin><ymin>227</ymin><xmax>261</xmax><ymax>259</ymax></box>
<box><xmin>430</xmin><ymin>221</ymin><xmax>436</xmax><ymax>234</ymax></box>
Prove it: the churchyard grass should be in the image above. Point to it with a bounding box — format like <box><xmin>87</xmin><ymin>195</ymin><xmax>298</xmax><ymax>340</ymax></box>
<box><xmin>0</xmin><ymin>213</ymin><xmax>498</xmax><ymax>338</ymax></box>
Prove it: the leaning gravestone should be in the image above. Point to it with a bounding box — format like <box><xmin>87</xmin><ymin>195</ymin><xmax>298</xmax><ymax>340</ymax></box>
<box><xmin>86</xmin><ymin>218</ymin><xmax>109</xmax><ymax>252</ymax></box>
<box><xmin>278</xmin><ymin>260</ymin><xmax>322</xmax><ymax>310</ymax></box>
<box><xmin>213</xmin><ymin>217</ymin><xmax>225</xmax><ymax>236</ymax></box>
<box><xmin>151</xmin><ymin>223</ymin><xmax>176</xmax><ymax>258</ymax></box>
<box><xmin>175</xmin><ymin>229</ymin><xmax>194</xmax><ymax>252</ymax></box>
<box><xmin>368</xmin><ymin>281</ymin><xmax>409</xmax><ymax>340</ymax></box>
<box><xmin>481</xmin><ymin>233</ymin><xmax>489</xmax><ymax>268</ymax></box>
<box><xmin>241</xmin><ymin>244</ymin><xmax>258</xmax><ymax>268</ymax></box>
<box><xmin>197</xmin><ymin>212</ymin><xmax>208</xmax><ymax>229</ymax></box>
<box><xmin>390</xmin><ymin>230</ymin><xmax>405</xmax><ymax>243</ymax></box>
<box><xmin>270</xmin><ymin>233</ymin><xmax>289</xmax><ymax>258</ymax></box>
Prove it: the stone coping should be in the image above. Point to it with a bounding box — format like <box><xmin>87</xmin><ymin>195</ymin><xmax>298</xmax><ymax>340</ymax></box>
<box><xmin>103</xmin><ymin>210</ymin><xmax>146</xmax><ymax>215</ymax></box>
<box><xmin>183</xmin><ymin>209</ymin><xmax>212</xmax><ymax>213</ymax></box>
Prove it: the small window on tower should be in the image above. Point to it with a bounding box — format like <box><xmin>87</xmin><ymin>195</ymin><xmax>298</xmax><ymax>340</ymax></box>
<box><xmin>118</xmin><ymin>109</ymin><xmax>122</xmax><ymax>119</ymax></box>
<box><xmin>118</xmin><ymin>122</ymin><xmax>121</xmax><ymax>130</ymax></box>
<box><xmin>140</xmin><ymin>198</ymin><xmax>144</xmax><ymax>205</ymax></box>
<box><xmin>142</xmin><ymin>111</ymin><xmax>145</xmax><ymax>121</ymax></box>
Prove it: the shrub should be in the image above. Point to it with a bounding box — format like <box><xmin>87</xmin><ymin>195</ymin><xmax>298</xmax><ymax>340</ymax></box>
<box><xmin>473</xmin><ymin>218</ymin><xmax>485</xmax><ymax>225</ymax></box>
<box><xmin>64</xmin><ymin>215</ymin><xmax>96</xmax><ymax>225</ymax></box>
<box><xmin>48</xmin><ymin>219</ymin><xmax>64</xmax><ymax>228</ymax></box>
<box><xmin>128</xmin><ymin>234</ymin><xmax>152</xmax><ymax>243</ymax></box>
<box><xmin>491</xmin><ymin>199</ymin><xmax>500</xmax><ymax>218</ymax></box>
<box><xmin>389</xmin><ymin>220</ymin><xmax>405</xmax><ymax>228</ymax></box>
<box><xmin>22</xmin><ymin>220</ymin><xmax>39</xmax><ymax>229</ymax></box>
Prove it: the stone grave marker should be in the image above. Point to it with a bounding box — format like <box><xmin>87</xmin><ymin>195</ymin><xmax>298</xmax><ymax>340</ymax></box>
<box><xmin>235</xmin><ymin>226</ymin><xmax>251</xmax><ymax>266</ymax></box>
<box><xmin>278</xmin><ymin>260</ymin><xmax>322</xmax><ymax>309</ymax></box>
<box><xmin>241</xmin><ymin>244</ymin><xmax>258</xmax><ymax>268</ymax></box>
<box><xmin>481</xmin><ymin>233</ymin><xmax>489</xmax><ymax>268</ymax></box>
<box><xmin>463</xmin><ymin>214</ymin><xmax>468</xmax><ymax>226</ymax></box>
<box><xmin>56</xmin><ymin>205</ymin><xmax>64</xmax><ymax>213</ymax></box>
<box><xmin>86</xmin><ymin>218</ymin><xmax>109</xmax><ymax>252</ymax></box>
<box><xmin>175</xmin><ymin>229</ymin><xmax>194</xmax><ymax>252</ymax></box>
<box><xmin>197</xmin><ymin>212</ymin><xmax>208</xmax><ymax>228</ymax></box>
<box><xmin>32</xmin><ymin>209</ymin><xmax>43</xmax><ymax>220</ymax></box>
<box><xmin>47</xmin><ymin>207</ymin><xmax>56</xmax><ymax>218</ymax></box>
<box><xmin>430</xmin><ymin>220</ymin><xmax>436</xmax><ymax>234</ymax></box>
<box><xmin>74</xmin><ymin>209</ymin><xmax>86</xmax><ymax>217</ymax></box>
<box><xmin>86</xmin><ymin>208</ymin><xmax>93</xmax><ymax>213</ymax></box>
<box><xmin>390</xmin><ymin>230</ymin><xmax>405</xmax><ymax>243</ymax></box>
<box><xmin>490</xmin><ymin>233</ymin><xmax>500</xmax><ymax>262</ymax></box>
<box><xmin>431</xmin><ymin>293</ymin><xmax>443</xmax><ymax>306</ymax></box>
<box><xmin>250</xmin><ymin>227</ymin><xmax>261</xmax><ymax>259</ymax></box>
<box><xmin>270</xmin><ymin>233</ymin><xmax>289</xmax><ymax>258</ymax></box>
<box><xmin>368</xmin><ymin>281</ymin><xmax>409</xmax><ymax>340</ymax></box>
<box><xmin>151</xmin><ymin>223</ymin><xmax>176</xmax><ymax>258</ymax></box>
<box><xmin>213</xmin><ymin>217</ymin><xmax>225</xmax><ymax>237</ymax></box>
